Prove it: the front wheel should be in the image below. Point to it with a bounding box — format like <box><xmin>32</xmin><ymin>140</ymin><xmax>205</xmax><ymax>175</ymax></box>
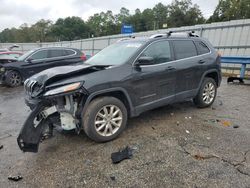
<box><xmin>193</xmin><ymin>77</ymin><xmax>217</xmax><ymax>108</ymax></box>
<box><xmin>5</xmin><ymin>70</ymin><xmax>22</xmax><ymax>87</ymax></box>
<box><xmin>82</xmin><ymin>97</ymin><xmax>128</xmax><ymax>142</ymax></box>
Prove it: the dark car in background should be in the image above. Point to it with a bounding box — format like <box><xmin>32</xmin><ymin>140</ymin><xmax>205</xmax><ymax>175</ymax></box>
<box><xmin>0</xmin><ymin>47</ymin><xmax>86</xmax><ymax>87</ymax></box>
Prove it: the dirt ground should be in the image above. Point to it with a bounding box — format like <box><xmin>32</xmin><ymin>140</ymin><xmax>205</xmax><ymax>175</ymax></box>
<box><xmin>0</xmin><ymin>78</ymin><xmax>250</xmax><ymax>188</ymax></box>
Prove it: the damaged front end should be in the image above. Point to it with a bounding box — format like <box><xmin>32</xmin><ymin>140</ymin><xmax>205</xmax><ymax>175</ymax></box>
<box><xmin>18</xmin><ymin>79</ymin><xmax>87</xmax><ymax>152</ymax></box>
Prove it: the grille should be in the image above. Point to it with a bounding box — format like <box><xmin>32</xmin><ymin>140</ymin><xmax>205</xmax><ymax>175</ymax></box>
<box><xmin>24</xmin><ymin>79</ymin><xmax>37</xmax><ymax>96</ymax></box>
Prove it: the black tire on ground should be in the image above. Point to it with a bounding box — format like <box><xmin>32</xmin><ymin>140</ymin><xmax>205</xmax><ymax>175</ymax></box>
<box><xmin>5</xmin><ymin>70</ymin><xmax>22</xmax><ymax>87</ymax></box>
<box><xmin>82</xmin><ymin>96</ymin><xmax>128</xmax><ymax>142</ymax></box>
<box><xmin>193</xmin><ymin>77</ymin><xmax>217</xmax><ymax>108</ymax></box>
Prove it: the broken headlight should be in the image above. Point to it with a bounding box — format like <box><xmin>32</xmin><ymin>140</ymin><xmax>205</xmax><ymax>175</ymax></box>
<box><xmin>44</xmin><ymin>82</ymin><xmax>82</xmax><ymax>96</ymax></box>
<box><xmin>0</xmin><ymin>67</ymin><xmax>5</xmax><ymax>72</ymax></box>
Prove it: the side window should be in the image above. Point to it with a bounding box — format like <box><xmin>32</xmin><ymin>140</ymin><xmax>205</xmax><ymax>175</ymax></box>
<box><xmin>195</xmin><ymin>41</ymin><xmax>210</xmax><ymax>55</ymax></box>
<box><xmin>30</xmin><ymin>50</ymin><xmax>49</xmax><ymax>60</ymax></box>
<box><xmin>48</xmin><ymin>49</ymin><xmax>64</xmax><ymax>58</ymax></box>
<box><xmin>65</xmin><ymin>49</ymin><xmax>76</xmax><ymax>56</ymax></box>
<box><xmin>141</xmin><ymin>40</ymin><xmax>172</xmax><ymax>64</ymax></box>
<box><xmin>173</xmin><ymin>40</ymin><xmax>197</xmax><ymax>60</ymax></box>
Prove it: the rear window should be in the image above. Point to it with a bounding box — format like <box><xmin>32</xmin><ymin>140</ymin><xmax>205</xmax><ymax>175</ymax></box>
<box><xmin>173</xmin><ymin>40</ymin><xmax>197</xmax><ymax>60</ymax></box>
<box><xmin>48</xmin><ymin>49</ymin><xmax>64</xmax><ymax>58</ymax></box>
<box><xmin>195</xmin><ymin>41</ymin><xmax>210</xmax><ymax>55</ymax></box>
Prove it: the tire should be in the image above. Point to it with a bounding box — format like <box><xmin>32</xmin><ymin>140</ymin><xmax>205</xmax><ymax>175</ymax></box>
<box><xmin>5</xmin><ymin>70</ymin><xmax>22</xmax><ymax>87</ymax></box>
<box><xmin>82</xmin><ymin>97</ymin><xmax>128</xmax><ymax>142</ymax></box>
<box><xmin>193</xmin><ymin>77</ymin><xmax>217</xmax><ymax>108</ymax></box>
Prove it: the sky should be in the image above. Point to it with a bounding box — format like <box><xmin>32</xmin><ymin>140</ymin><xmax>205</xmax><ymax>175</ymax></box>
<box><xmin>0</xmin><ymin>0</ymin><xmax>219</xmax><ymax>31</ymax></box>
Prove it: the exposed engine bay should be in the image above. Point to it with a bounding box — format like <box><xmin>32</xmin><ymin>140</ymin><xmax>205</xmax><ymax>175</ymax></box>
<box><xmin>17</xmin><ymin>64</ymin><xmax>110</xmax><ymax>152</ymax></box>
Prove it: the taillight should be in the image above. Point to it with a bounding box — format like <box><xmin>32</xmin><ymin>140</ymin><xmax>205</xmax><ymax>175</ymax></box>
<box><xmin>217</xmin><ymin>51</ymin><xmax>222</xmax><ymax>57</ymax></box>
<box><xmin>80</xmin><ymin>53</ymin><xmax>87</xmax><ymax>61</ymax></box>
<box><xmin>216</xmin><ymin>51</ymin><xmax>221</xmax><ymax>64</ymax></box>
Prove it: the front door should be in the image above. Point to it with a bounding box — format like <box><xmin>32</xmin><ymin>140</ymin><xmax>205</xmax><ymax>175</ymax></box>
<box><xmin>23</xmin><ymin>49</ymin><xmax>50</xmax><ymax>77</ymax></box>
<box><xmin>131</xmin><ymin>40</ymin><xmax>176</xmax><ymax>111</ymax></box>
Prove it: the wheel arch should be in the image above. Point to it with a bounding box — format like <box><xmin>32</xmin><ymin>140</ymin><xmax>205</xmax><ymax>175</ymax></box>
<box><xmin>5</xmin><ymin>68</ymin><xmax>24</xmax><ymax>80</ymax></box>
<box><xmin>82</xmin><ymin>88</ymin><xmax>135</xmax><ymax>117</ymax></box>
<box><xmin>199</xmin><ymin>69</ymin><xmax>220</xmax><ymax>88</ymax></box>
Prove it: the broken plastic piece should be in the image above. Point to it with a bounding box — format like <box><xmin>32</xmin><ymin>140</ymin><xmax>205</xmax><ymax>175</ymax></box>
<box><xmin>0</xmin><ymin>145</ymin><xmax>3</xmax><ymax>150</ymax></box>
<box><xmin>17</xmin><ymin>104</ymin><xmax>47</xmax><ymax>152</ymax></box>
<box><xmin>8</xmin><ymin>175</ymin><xmax>23</xmax><ymax>182</ymax></box>
<box><xmin>111</xmin><ymin>146</ymin><xmax>133</xmax><ymax>164</ymax></box>
<box><xmin>110</xmin><ymin>176</ymin><xmax>116</xmax><ymax>181</ymax></box>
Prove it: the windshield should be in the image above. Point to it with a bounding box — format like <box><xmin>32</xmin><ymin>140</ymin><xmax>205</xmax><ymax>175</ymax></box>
<box><xmin>18</xmin><ymin>50</ymin><xmax>34</xmax><ymax>61</ymax></box>
<box><xmin>85</xmin><ymin>41</ymin><xmax>145</xmax><ymax>66</ymax></box>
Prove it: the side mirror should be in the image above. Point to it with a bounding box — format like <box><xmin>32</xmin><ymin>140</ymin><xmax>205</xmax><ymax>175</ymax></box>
<box><xmin>136</xmin><ymin>56</ymin><xmax>154</xmax><ymax>66</ymax></box>
<box><xmin>26</xmin><ymin>58</ymin><xmax>33</xmax><ymax>63</ymax></box>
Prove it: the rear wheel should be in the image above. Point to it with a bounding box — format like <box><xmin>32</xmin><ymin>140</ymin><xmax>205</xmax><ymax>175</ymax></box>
<box><xmin>194</xmin><ymin>77</ymin><xmax>217</xmax><ymax>108</ymax></box>
<box><xmin>82</xmin><ymin>97</ymin><xmax>127</xmax><ymax>142</ymax></box>
<box><xmin>5</xmin><ymin>70</ymin><xmax>22</xmax><ymax>87</ymax></box>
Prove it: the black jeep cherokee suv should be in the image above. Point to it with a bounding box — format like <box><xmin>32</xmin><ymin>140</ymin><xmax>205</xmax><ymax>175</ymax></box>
<box><xmin>18</xmin><ymin>32</ymin><xmax>221</xmax><ymax>152</ymax></box>
<box><xmin>0</xmin><ymin>47</ymin><xmax>86</xmax><ymax>87</ymax></box>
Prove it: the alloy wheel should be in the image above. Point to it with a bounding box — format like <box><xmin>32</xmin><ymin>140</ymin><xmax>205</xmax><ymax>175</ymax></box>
<box><xmin>202</xmin><ymin>82</ymin><xmax>215</xmax><ymax>104</ymax></box>
<box><xmin>94</xmin><ymin>105</ymin><xmax>123</xmax><ymax>137</ymax></box>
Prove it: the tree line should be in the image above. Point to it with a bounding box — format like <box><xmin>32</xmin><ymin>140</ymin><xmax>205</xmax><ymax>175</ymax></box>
<box><xmin>0</xmin><ymin>0</ymin><xmax>249</xmax><ymax>43</ymax></box>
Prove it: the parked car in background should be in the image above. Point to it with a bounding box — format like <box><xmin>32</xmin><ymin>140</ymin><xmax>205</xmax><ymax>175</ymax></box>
<box><xmin>0</xmin><ymin>47</ymin><xmax>87</xmax><ymax>87</ymax></box>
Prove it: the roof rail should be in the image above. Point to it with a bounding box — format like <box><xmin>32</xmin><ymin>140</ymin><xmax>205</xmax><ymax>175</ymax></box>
<box><xmin>116</xmin><ymin>35</ymin><xmax>135</xmax><ymax>42</ymax></box>
<box><xmin>187</xmin><ymin>31</ymin><xmax>199</xmax><ymax>37</ymax></box>
<box><xmin>166</xmin><ymin>31</ymin><xmax>199</xmax><ymax>38</ymax></box>
<box><xmin>149</xmin><ymin>31</ymin><xmax>199</xmax><ymax>39</ymax></box>
<box><xmin>149</xmin><ymin>34</ymin><xmax>167</xmax><ymax>39</ymax></box>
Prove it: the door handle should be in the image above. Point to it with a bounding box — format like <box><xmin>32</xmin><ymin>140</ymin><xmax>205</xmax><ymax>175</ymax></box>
<box><xmin>198</xmin><ymin>60</ymin><xmax>206</xmax><ymax>64</ymax></box>
<box><xmin>165</xmin><ymin>66</ymin><xmax>176</xmax><ymax>71</ymax></box>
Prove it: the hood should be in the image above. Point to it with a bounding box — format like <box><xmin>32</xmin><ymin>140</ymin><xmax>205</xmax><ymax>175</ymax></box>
<box><xmin>2</xmin><ymin>60</ymin><xmax>21</xmax><ymax>67</ymax></box>
<box><xmin>25</xmin><ymin>64</ymin><xmax>110</xmax><ymax>96</ymax></box>
<box><xmin>30</xmin><ymin>64</ymin><xmax>93</xmax><ymax>84</ymax></box>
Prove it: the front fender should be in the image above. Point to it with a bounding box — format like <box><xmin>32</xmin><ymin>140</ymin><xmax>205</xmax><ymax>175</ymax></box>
<box><xmin>82</xmin><ymin>87</ymin><xmax>136</xmax><ymax>117</ymax></box>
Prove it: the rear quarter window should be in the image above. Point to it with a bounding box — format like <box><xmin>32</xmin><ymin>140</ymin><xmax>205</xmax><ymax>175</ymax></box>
<box><xmin>195</xmin><ymin>41</ymin><xmax>210</xmax><ymax>55</ymax></box>
<box><xmin>64</xmin><ymin>49</ymin><xmax>76</xmax><ymax>56</ymax></box>
<box><xmin>173</xmin><ymin>40</ymin><xmax>197</xmax><ymax>60</ymax></box>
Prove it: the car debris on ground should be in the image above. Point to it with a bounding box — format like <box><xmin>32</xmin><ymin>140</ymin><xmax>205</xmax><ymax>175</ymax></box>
<box><xmin>0</xmin><ymin>145</ymin><xmax>3</xmax><ymax>150</ymax></box>
<box><xmin>111</xmin><ymin>146</ymin><xmax>133</xmax><ymax>164</ymax></box>
<box><xmin>110</xmin><ymin>176</ymin><xmax>116</xmax><ymax>181</ymax></box>
<box><xmin>8</xmin><ymin>175</ymin><xmax>23</xmax><ymax>182</ymax></box>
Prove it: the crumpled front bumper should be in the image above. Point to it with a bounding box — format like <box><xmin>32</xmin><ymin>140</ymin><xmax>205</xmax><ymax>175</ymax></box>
<box><xmin>17</xmin><ymin>103</ymin><xmax>48</xmax><ymax>152</ymax></box>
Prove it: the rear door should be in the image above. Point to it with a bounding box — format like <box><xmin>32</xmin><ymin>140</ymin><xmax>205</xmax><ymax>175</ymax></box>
<box><xmin>47</xmin><ymin>49</ymin><xmax>80</xmax><ymax>67</ymax></box>
<box><xmin>131</xmin><ymin>40</ymin><xmax>176</xmax><ymax>108</ymax></box>
<box><xmin>172</xmin><ymin>40</ymin><xmax>201</xmax><ymax>100</ymax></box>
<box><xmin>194</xmin><ymin>40</ymin><xmax>212</xmax><ymax>77</ymax></box>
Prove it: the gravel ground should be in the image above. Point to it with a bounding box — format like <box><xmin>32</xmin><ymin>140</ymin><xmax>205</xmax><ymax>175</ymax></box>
<box><xmin>0</xmin><ymin>78</ymin><xmax>250</xmax><ymax>188</ymax></box>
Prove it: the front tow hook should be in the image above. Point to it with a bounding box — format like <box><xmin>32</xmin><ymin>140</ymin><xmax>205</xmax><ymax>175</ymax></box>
<box><xmin>17</xmin><ymin>104</ymin><xmax>47</xmax><ymax>152</ymax></box>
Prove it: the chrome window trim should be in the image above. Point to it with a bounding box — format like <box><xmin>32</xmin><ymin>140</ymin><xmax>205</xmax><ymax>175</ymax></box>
<box><xmin>25</xmin><ymin>48</ymin><xmax>77</xmax><ymax>62</ymax></box>
<box><xmin>132</xmin><ymin>39</ymin><xmax>212</xmax><ymax>68</ymax></box>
